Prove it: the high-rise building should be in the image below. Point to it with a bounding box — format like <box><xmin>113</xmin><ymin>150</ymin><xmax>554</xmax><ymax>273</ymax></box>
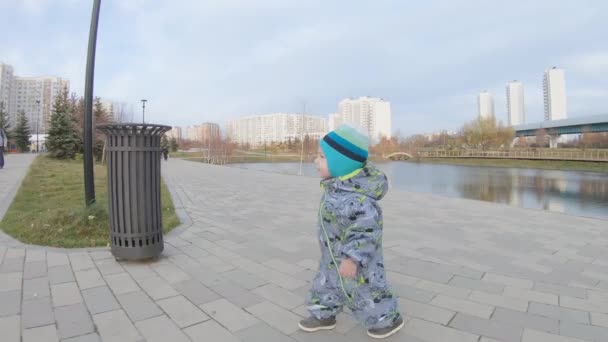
<box><xmin>185</xmin><ymin>122</ymin><xmax>220</xmax><ymax>143</ymax></box>
<box><xmin>543</xmin><ymin>67</ymin><xmax>567</xmax><ymax>121</ymax></box>
<box><xmin>227</xmin><ymin>113</ymin><xmax>328</xmax><ymax>147</ymax></box>
<box><xmin>0</xmin><ymin>64</ymin><xmax>14</xmax><ymax>113</ymax></box>
<box><xmin>0</xmin><ymin>63</ymin><xmax>69</xmax><ymax>133</ymax></box>
<box><xmin>200</xmin><ymin>122</ymin><xmax>220</xmax><ymax>143</ymax></box>
<box><xmin>11</xmin><ymin>76</ymin><xmax>69</xmax><ymax>134</ymax></box>
<box><xmin>334</xmin><ymin>97</ymin><xmax>391</xmax><ymax>142</ymax></box>
<box><xmin>328</xmin><ymin>113</ymin><xmax>340</xmax><ymax>131</ymax></box>
<box><xmin>478</xmin><ymin>91</ymin><xmax>495</xmax><ymax>119</ymax></box>
<box><xmin>506</xmin><ymin>81</ymin><xmax>525</xmax><ymax>126</ymax></box>
<box><xmin>167</xmin><ymin>127</ymin><xmax>182</xmax><ymax>141</ymax></box>
<box><xmin>185</xmin><ymin>126</ymin><xmax>198</xmax><ymax>141</ymax></box>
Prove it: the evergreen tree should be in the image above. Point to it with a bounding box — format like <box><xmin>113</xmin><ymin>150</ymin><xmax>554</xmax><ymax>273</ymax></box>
<box><xmin>161</xmin><ymin>135</ymin><xmax>170</xmax><ymax>150</ymax></box>
<box><xmin>13</xmin><ymin>110</ymin><xmax>31</xmax><ymax>152</ymax></box>
<box><xmin>287</xmin><ymin>137</ymin><xmax>293</xmax><ymax>151</ymax></box>
<box><xmin>0</xmin><ymin>101</ymin><xmax>9</xmax><ymax>135</ymax></box>
<box><xmin>94</xmin><ymin>97</ymin><xmax>111</xmax><ymax>123</ymax></box>
<box><xmin>169</xmin><ymin>137</ymin><xmax>179</xmax><ymax>152</ymax></box>
<box><xmin>46</xmin><ymin>87</ymin><xmax>80</xmax><ymax>159</ymax></box>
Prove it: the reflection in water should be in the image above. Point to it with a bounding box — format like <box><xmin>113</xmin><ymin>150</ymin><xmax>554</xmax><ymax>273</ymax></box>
<box><xmin>459</xmin><ymin>172</ymin><xmax>512</xmax><ymax>204</ymax></box>
<box><xmin>510</xmin><ymin>170</ymin><xmax>521</xmax><ymax>207</ymax></box>
<box><xmin>580</xmin><ymin>178</ymin><xmax>608</xmax><ymax>201</ymax></box>
<box><xmin>228</xmin><ymin>162</ymin><xmax>608</xmax><ymax>219</ymax></box>
<box><xmin>456</xmin><ymin>168</ymin><xmax>604</xmax><ymax>216</ymax></box>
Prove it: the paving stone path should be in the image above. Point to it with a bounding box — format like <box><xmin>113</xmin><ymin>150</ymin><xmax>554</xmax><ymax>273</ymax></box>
<box><xmin>1</xmin><ymin>154</ymin><xmax>607</xmax><ymax>341</ymax></box>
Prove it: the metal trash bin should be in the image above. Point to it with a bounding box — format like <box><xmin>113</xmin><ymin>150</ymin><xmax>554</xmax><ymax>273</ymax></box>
<box><xmin>97</xmin><ymin>124</ymin><xmax>172</xmax><ymax>260</ymax></box>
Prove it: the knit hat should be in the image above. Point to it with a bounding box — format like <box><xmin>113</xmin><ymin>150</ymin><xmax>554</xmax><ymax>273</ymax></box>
<box><xmin>320</xmin><ymin>124</ymin><xmax>369</xmax><ymax>178</ymax></box>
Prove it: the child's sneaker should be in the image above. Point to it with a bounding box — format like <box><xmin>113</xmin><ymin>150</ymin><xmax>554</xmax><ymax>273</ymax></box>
<box><xmin>367</xmin><ymin>317</ymin><xmax>405</xmax><ymax>339</ymax></box>
<box><xmin>298</xmin><ymin>316</ymin><xmax>337</xmax><ymax>332</ymax></box>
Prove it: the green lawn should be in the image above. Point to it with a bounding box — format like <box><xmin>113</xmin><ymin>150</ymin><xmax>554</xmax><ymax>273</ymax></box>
<box><xmin>0</xmin><ymin>156</ymin><xmax>179</xmax><ymax>248</ymax></box>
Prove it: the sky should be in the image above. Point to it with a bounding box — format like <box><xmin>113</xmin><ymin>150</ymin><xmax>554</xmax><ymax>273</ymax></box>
<box><xmin>1</xmin><ymin>0</ymin><xmax>607</xmax><ymax>136</ymax></box>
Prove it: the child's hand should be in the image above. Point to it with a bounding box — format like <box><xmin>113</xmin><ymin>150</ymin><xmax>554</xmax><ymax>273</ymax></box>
<box><xmin>339</xmin><ymin>258</ymin><xmax>357</xmax><ymax>278</ymax></box>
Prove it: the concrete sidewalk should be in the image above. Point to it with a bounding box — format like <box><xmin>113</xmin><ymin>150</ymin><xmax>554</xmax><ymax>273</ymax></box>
<box><xmin>0</xmin><ymin>153</ymin><xmax>37</xmax><ymax>246</ymax></box>
<box><xmin>1</xmin><ymin>157</ymin><xmax>607</xmax><ymax>342</ymax></box>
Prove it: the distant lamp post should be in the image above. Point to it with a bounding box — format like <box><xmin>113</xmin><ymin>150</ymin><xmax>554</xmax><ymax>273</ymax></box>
<box><xmin>35</xmin><ymin>100</ymin><xmax>40</xmax><ymax>153</ymax></box>
<box><xmin>299</xmin><ymin>103</ymin><xmax>306</xmax><ymax>176</ymax></box>
<box><xmin>141</xmin><ymin>99</ymin><xmax>147</xmax><ymax>123</ymax></box>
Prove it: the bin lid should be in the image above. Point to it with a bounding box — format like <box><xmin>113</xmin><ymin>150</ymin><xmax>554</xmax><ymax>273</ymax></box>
<box><xmin>97</xmin><ymin>123</ymin><xmax>172</xmax><ymax>136</ymax></box>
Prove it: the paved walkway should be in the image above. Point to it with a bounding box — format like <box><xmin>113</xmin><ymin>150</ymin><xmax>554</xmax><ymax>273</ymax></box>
<box><xmin>1</xmin><ymin>156</ymin><xmax>608</xmax><ymax>342</ymax></box>
<box><xmin>0</xmin><ymin>154</ymin><xmax>36</xmax><ymax>226</ymax></box>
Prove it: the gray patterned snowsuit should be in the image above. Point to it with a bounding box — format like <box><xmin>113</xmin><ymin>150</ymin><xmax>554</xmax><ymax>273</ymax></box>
<box><xmin>306</xmin><ymin>163</ymin><xmax>401</xmax><ymax>329</ymax></box>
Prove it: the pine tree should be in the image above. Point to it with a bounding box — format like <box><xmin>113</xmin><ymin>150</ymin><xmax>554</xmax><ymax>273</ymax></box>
<box><xmin>161</xmin><ymin>135</ymin><xmax>170</xmax><ymax>150</ymax></box>
<box><xmin>287</xmin><ymin>137</ymin><xmax>293</xmax><ymax>151</ymax></box>
<box><xmin>46</xmin><ymin>87</ymin><xmax>80</xmax><ymax>159</ymax></box>
<box><xmin>0</xmin><ymin>101</ymin><xmax>10</xmax><ymax>151</ymax></box>
<box><xmin>0</xmin><ymin>101</ymin><xmax>10</xmax><ymax>134</ymax></box>
<box><xmin>94</xmin><ymin>97</ymin><xmax>111</xmax><ymax>123</ymax></box>
<box><xmin>13</xmin><ymin>110</ymin><xmax>31</xmax><ymax>152</ymax></box>
<box><xmin>170</xmin><ymin>137</ymin><xmax>179</xmax><ymax>152</ymax></box>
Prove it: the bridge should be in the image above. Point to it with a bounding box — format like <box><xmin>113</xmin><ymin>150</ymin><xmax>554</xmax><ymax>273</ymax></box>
<box><xmin>513</xmin><ymin>114</ymin><xmax>608</xmax><ymax>147</ymax></box>
<box><xmin>384</xmin><ymin>152</ymin><xmax>413</xmax><ymax>160</ymax></box>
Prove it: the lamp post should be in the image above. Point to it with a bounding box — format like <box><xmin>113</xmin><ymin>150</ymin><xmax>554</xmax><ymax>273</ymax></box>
<box><xmin>83</xmin><ymin>0</ymin><xmax>101</xmax><ymax>206</ymax></box>
<box><xmin>35</xmin><ymin>100</ymin><xmax>40</xmax><ymax>153</ymax></box>
<box><xmin>141</xmin><ymin>99</ymin><xmax>147</xmax><ymax>123</ymax></box>
<box><xmin>298</xmin><ymin>103</ymin><xmax>306</xmax><ymax>176</ymax></box>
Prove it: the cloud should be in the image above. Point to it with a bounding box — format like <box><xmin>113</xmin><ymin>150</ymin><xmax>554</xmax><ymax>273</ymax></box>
<box><xmin>568</xmin><ymin>87</ymin><xmax>608</xmax><ymax>116</ymax></box>
<box><xmin>1</xmin><ymin>0</ymin><xmax>607</xmax><ymax>133</ymax></box>
<box><xmin>116</xmin><ymin>0</ymin><xmax>146</xmax><ymax>12</ymax></box>
<box><xmin>570</xmin><ymin>88</ymin><xmax>608</xmax><ymax>98</ymax></box>
<box><xmin>563</xmin><ymin>51</ymin><xmax>608</xmax><ymax>75</ymax></box>
<box><xmin>16</xmin><ymin>0</ymin><xmax>80</xmax><ymax>14</ymax></box>
<box><xmin>19</xmin><ymin>0</ymin><xmax>48</xmax><ymax>13</ymax></box>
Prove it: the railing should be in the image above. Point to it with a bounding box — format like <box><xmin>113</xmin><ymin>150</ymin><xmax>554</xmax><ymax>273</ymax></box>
<box><xmin>415</xmin><ymin>149</ymin><xmax>608</xmax><ymax>162</ymax></box>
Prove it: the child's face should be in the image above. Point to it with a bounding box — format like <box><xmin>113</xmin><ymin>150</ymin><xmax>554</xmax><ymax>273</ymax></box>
<box><xmin>315</xmin><ymin>147</ymin><xmax>331</xmax><ymax>179</ymax></box>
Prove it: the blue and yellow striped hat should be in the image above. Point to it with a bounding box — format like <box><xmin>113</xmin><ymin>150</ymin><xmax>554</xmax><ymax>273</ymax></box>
<box><xmin>320</xmin><ymin>124</ymin><xmax>369</xmax><ymax>178</ymax></box>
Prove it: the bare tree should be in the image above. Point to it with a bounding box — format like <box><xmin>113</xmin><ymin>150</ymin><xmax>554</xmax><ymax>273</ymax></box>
<box><xmin>535</xmin><ymin>128</ymin><xmax>548</xmax><ymax>148</ymax></box>
<box><xmin>371</xmin><ymin>135</ymin><xmax>399</xmax><ymax>156</ymax></box>
<box><xmin>112</xmin><ymin>102</ymin><xmax>134</xmax><ymax>123</ymax></box>
<box><xmin>580</xmin><ymin>130</ymin><xmax>608</xmax><ymax>148</ymax></box>
<box><xmin>461</xmin><ymin>117</ymin><xmax>514</xmax><ymax>150</ymax></box>
<box><xmin>204</xmin><ymin>136</ymin><xmax>237</xmax><ymax>165</ymax></box>
<box><xmin>514</xmin><ymin>134</ymin><xmax>529</xmax><ymax>148</ymax></box>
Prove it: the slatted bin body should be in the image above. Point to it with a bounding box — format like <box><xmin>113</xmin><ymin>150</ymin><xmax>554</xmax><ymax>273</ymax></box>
<box><xmin>97</xmin><ymin>124</ymin><xmax>171</xmax><ymax>260</ymax></box>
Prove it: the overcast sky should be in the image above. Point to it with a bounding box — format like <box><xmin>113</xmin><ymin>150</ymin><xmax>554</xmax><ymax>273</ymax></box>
<box><xmin>1</xmin><ymin>0</ymin><xmax>607</xmax><ymax>135</ymax></box>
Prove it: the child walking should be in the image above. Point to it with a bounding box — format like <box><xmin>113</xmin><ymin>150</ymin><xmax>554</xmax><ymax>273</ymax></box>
<box><xmin>299</xmin><ymin>124</ymin><xmax>404</xmax><ymax>339</ymax></box>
